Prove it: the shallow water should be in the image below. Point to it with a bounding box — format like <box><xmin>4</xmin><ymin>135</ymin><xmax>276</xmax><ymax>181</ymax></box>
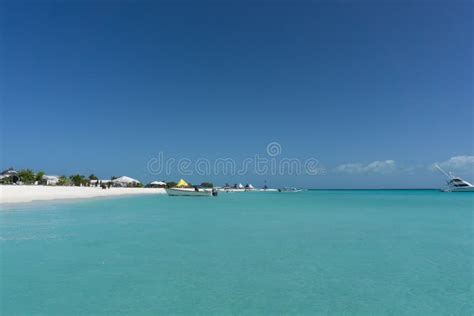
<box><xmin>1</xmin><ymin>190</ymin><xmax>472</xmax><ymax>315</ymax></box>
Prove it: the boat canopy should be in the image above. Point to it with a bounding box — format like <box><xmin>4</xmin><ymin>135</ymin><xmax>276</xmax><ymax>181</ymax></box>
<box><xmin>176</xmin><ymin>179</ymin><xmax>189</xmax><ymax>187</ymax></box>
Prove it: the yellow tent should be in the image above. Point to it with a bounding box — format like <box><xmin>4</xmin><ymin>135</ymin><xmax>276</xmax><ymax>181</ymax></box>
<box><xmin>176</xmin><ymin>179</ymin><xmax>189</xmax><ymax>188</ymax></box>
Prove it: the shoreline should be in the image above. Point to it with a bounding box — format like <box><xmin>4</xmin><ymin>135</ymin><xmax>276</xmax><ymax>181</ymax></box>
<box><xmin>0</xmin><ymin>185</ymin><xmax>166</xmax><ymax>205</ymax></box>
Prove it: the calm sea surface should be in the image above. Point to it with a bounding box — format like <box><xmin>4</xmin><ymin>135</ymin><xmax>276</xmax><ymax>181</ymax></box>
<box><xmin>1</xmin><ymin>190</ymin><xmax>472</xmax><ymax>315</ymax></box>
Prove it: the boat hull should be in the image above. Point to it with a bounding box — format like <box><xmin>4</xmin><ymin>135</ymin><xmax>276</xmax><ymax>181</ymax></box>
<box><xmin>442</xmin><ymin>187</ymin><xmax>474</xmax><ymax>192</ymax></box>
<box><xmin>278</xmin><ymin>188</ymin><xmax>303</xmax><ymax>192</ymax></box>
<box><xmin>165</xmin><ymin>188</ymin><xmax>213</xmax><ymax>196</ymax></box>
<box><xmin>217</xmin><ymin>188</ymin><xmax>245</xmax><ymax>193</ymax></box>
<box><xmin>279</xmin><ymin>190</ymin><xmax>303</xmax><ymax>193</ymax></box>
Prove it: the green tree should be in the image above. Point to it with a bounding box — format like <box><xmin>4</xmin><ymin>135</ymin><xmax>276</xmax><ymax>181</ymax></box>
<box><xmin>166</xmin><ymin>181</ymin><xmax>177</xmax><ymax>188</ymax></box>
<box><xmin>57</xmin><ymin>175</ymin><xmax>70</xmax><ymax>186</ymax></box>
<box><xmin>89</xmin><ymin>174</ymin><xmax>98</xmax><ymax>180</ymax></box>
<box><xmin>69</xmin><ymin>174</ymin><xmax>85</xmax><ymax>186</ymax></box>
<box><xmin>201</xmin><ymin>182</ymin><xmax>214</xmax><ymax>188</ymax></box>
<box><xmin>111</xmin><ymin>176</ymin><xmax>118</xmax><ymax>180</ymax></box>
<box><xmin>0</xmin><ymin>177</ymin><xmax>11</xmax><ymax>184</ymax></box>
<box><xmin>18</xmin><ymin>169</ymin><xmax>35</xmax><ymax>184</ymax></box>
<box><xmin>35</xmin><ymin>171</ymin><xmax>45</xmax><ymax>183</ymax></box>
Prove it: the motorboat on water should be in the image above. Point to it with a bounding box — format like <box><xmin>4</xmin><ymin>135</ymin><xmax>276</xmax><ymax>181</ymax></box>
<box><xmin>218</xmin><ymin>183</ymin><xmax>246</xmax><ymax>193</ymax></box>
<box><xmin>258</xmin><ymin>181</ymin><xmax>278</xmax><ymax>192</ymax></box>
<box><xmin>435</xmin><ymin>165</ymin><xmax>474</xmax><ymax>192</ymax></box>
<box><xmin>278</xmin><ymin>187</ymin><xmax>303</xmax><ymax>192</ymax></box>
<box><xmin>165</xmin><ymin>179</ymin><xmax>218</xmax><ymax>196</ymax></box>
<box><xmin>217</xmin><ymin>181</ymin><xmax>278</xmax><ymax>192</ymax></box>
<box><xmin>218</xmin><ymin>188</ymin><xmax>245</xmax><ymax>193</ymax></box>
<box><xmin>165</xmin><ymin>187</ymin><xmax>217</xmax><ymax>196</ymax></box>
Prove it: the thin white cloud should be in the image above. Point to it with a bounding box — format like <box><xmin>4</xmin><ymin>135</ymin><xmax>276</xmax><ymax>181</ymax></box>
<box><xmin>400</xmin><ymin>165</ymin><xmax>426</xmax><ymax>175</ymax></box>
<box><xmin>431</xmin><ymin>155</ymin><xmax>474</xmax><ymax>172</ymax></box>
<box><xmin>336</xmin><ymin>160</ymin><xmax>396</xmax><ymax>174</ymax></box>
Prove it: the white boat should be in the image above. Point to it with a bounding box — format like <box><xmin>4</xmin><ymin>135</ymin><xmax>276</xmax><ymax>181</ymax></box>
<box><xmin>218</xmin><ymin>188</ymin><xmax>245</xmax><ymax>193</ymax></box>
<box><xmin>218</xmin><ymin>183</ymin><xmax>247</xmax><ymax>193</ymax></box>
<box><xmin>259</xmin><ymin>181</ymin><xmax>278</xmax><ymax>192</ymax></box>
<box><xmin>165</xmin><ymin>179</ymin><xmax>217</xmax><ymax>196</ymax></box>
<box><xmin>278</xmin><ymin>187</ymin><xmax>303</xmax><ymax>192</ymax></box>
<box><xmin>165</xmin><ymin>187</ymin><xmax>215</xmax><ymax>196</ymax></box>
<box><xmin>435</xmin><ymin>164</ymin><xmax>474</xmax><ymax>192</ymax></box>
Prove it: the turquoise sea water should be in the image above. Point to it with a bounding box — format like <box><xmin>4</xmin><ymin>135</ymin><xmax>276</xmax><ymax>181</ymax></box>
<box><xmin>0</xmin><ymin>190</ymin><xmax>472</xmax><ymax>315</ymax></box>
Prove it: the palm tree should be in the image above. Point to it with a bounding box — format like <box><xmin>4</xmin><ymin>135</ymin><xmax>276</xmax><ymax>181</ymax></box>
<box><xmin>35</xmin><ymin>171</ymin><xmax>45</xmax><ymax>184</ymax></box>
<box><xmin>57</xmin><ymin>175</ymin><xmax>70</xmax><ymax>186</ymax></box>
<box><xmin>18</xmin><ymin>169</ymin><xmax>35</xmax><ymax>184</ymax></box>
<box><xmin>69</xmin><ymin>174</ymin><xmax>85</xmax><ymax>186</ymax></box>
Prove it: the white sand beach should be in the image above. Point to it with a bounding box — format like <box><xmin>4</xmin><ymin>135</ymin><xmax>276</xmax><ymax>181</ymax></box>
<box><xmin>0</xmin><ymin>185</ymin><xmax>166</xmax><ymax>204</ymax></box>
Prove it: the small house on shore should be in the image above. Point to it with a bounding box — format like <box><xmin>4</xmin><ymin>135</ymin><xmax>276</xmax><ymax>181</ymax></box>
<box><xmin>90</xmin><ymin>179</ymin><xmax>112</xmax><ymax>186</ymax></box>
<box><xmin>147</xmin><ymin>181</ymin><xmax>166</xmax><ymax>188</ymax></box>
<box><xmin>0</xmin><ymin>168</ymin><xmax>19</xmax><ymax>184</ymax></box>
<box><xmin>42</xmin><ymin>175</ymin><xmax>60</xmax><ymax>186</ymax></box>
<box><xmin>112</xmin><ymin>176</ymin><xmax>141</xmax><ymax>187</ymax></box>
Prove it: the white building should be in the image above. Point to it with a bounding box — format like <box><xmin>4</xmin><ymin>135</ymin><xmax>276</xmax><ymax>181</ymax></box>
<box><xmin>245</xmin><ymin>184</ymin><xmax>255</xmax><ymax>191</ymax></box>
<box><xmin>0</xmin><ymin>168</ymin><xmax>19</xmax><ymax>183</ymax></box>
<box><xmin>112</xmin><ymin>176</ymin><xmax>141</xmax><ymax>187</ymax></box>
<box><xmin>42</xmin><ymin>175</ymin><xmax>60</xmax><ymax>185</ymax></box>
<box><xmin>90</xmin><ymin>179</ymin><xmax>112</xmax><ymax>186</ymax></box>
<box><xmin>148</xmin><ymin>181</ymin><xmax>166</xmax><ymax>188</ymax></box>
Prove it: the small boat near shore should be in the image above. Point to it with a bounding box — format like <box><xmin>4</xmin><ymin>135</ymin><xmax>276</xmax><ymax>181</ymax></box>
<box><xmin>217</xmin><ymin>183</ymin><xmax>252</xmax><ymax>193</ymax></box>
<box><xmin>165</xmin><ymin>179</ymin><xmax>218</xmax><ymax>196</ymax></box>
<box><xmin>165</xmin><ymin>187</ymin><xmax>216</xmax><ymax>196</ymax></box>
<box><xmin>218</xmin><ymin>188</ymin><xmax>245</xmax><ymax>193</ymax></box>
<box><xmin>258</xmin><ymin>181</ymin><xmax>278</xmax><ymax>192</ymax></box>
<box><xmin>217</xmin><ymin>182</ymin><xmax>278</xmax><ymax>192</ymax></box>
<box><xmin>278</xmin><ymin>187</ymin><xmax>303</xmax><ymax>192</ymax></box>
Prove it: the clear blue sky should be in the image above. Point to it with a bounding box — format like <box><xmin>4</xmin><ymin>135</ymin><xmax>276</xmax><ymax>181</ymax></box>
<box><xmin>1</xmin><ymin>1</ymin><xmax>472</xmax><ymax>188</ymax></box>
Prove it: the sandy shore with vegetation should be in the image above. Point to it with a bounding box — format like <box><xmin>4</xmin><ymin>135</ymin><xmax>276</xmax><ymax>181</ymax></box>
<box><xmin>0</xmin><ymin>185</ymin><xmax>166</xmax><ymax>204</ymax></box>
